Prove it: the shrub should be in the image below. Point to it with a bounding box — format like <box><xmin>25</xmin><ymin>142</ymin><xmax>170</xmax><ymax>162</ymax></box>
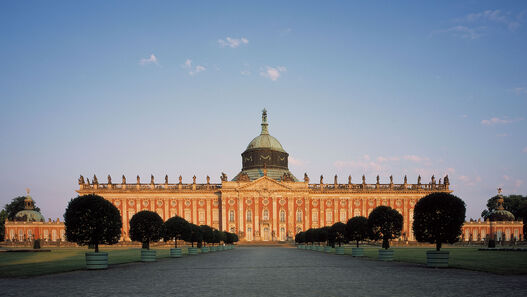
<box><xmin>413</xmin><ymin>192</ymin><xmax>466</xmax><ymax>251</ymax></box>
<box><xmin>129</xmin><ymin>210</ymin><xmax>163</xmax><ymax>250</ymax></box>
<box><xmin>346</xmin><ymin>216</ymin><xmax>370</xmax><ymax>248</ymax></box>
<box><xmin>329</xmin><ymin>222</ymin><xmax>348</xmax><ymax>247</ymax></box>
<box><xmin>368</xmin><ymin>206</ymin><xmax>403</xmax><ymax>249</ymax></box>
<box><xmin>64</xmin><ymin>194</ymin><xmax>122</xmax><ymax>252</ymax></box>
<box><xmin>162</xmin><ymin>216</ymin><xmax>191</xmax><ymax>248</ymax></box>
<box><xmin>187</xmin><ymin>223</ymin><xmax>202</xmax><ymax>247</ymax></box>
<box><xmin>199</xmin><ymin>225</ymin><xmax>214</xmax><ymax>246</ymax></box>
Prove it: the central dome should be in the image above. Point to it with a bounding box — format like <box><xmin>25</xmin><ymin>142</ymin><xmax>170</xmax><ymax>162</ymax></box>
<box><xmin>233</xmin><ymin>109</ymin><xmax>298</xmax><ymax>182</ymax></box>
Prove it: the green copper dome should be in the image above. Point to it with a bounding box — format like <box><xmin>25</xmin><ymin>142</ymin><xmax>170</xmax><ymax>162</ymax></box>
<box><xmin>15</xmin><ymin>209</ymin><xmax>45</xmax><ymax>222</ymax></box>
<box><xmin>246</xmin><ymin>134</ymin><xmax>286</xmax><ymax>153</ymax></box>
<box><xmin>489</xmin><ymin>191</ymin><xmax>515</xmax><ymax>221</ymax></box>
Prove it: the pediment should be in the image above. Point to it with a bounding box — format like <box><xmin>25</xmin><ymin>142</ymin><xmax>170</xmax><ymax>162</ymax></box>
<box><xmin>236</xmin><ymin>176</ymin><xmax>293</xmax><ymax>191</ymax></box>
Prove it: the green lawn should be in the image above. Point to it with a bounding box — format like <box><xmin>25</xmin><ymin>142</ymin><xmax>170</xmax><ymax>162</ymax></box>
<box><xmin>0</xmin><ymin>247</ymin><xmax>192</xmax><ymax>278</ymax></box>
<box><xmin>343</xmin><ymin>247</ymin><xmax>527</xmax><ymax>275</ymax></box>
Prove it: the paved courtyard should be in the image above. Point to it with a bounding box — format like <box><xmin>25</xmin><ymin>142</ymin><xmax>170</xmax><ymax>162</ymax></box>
<box><xmin>1</xmin><ymin>247</ymin><xmax>527</xmax><ymax>296</ymax></box>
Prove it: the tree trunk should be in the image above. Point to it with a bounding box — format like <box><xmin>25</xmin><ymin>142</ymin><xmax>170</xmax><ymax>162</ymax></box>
<box><xmin>382</xmin><ymin>238</ymin><xmax>389</xmax><ymax>249</ymax></box>
<box><xmin>175</xmin><ymin>238</ymin><xmax>178</xmax><ymax>248</ymax></box>
<box><xmin>356</xmin><ymin>240</ymin><xmax>359</xmax><ymax>248</ymax></box>
<box><xmin>143</xmin><ymin>241</ymin><xmax>149</xmax><ymax>250</ymax></box>
<box><xmin>436</xmin><ymin>242</ymin><xmax>441</xmax><ymax>251</ymax></box>
<box><xmin>95</xmin><ymin>242</ymin><xmax>99</xmax><ymax>253</ymax></box>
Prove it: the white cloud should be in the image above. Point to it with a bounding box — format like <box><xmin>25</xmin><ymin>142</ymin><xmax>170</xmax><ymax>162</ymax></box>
<box><xmin>139</xmin><ymin>54</ymin><xmax>158</xmax><ymax>65</ymax></box>
<box><xmin>481</xmin><ymin>117</ymin><xmax>523</xmax><ymax>126</ymax></box>
<box><xmin>464</xmin><ymin>10</ymin><xmax>520</xmax><ymax>31</ymax></box>
<box><xmin>218</xmin><ymin>37</ymin><xmax>249</xmax><ymax>48</ymax></box>
<box><xmin>440</xmin><ymin>26</ymin><xmax>483</xmax><ymax>39</ymax></box>
<box><xmin>183</xmin><ymin>59</ymin><xmax>206</xmax><ymax>76</ymax></box>
<box><xmin>289</xmin><ymin>157</ymin><xmax>307</xmax><ymax>167</ymax></box>
<box><xmin>458</xmin><ymin>175</ymin><xmax>482</xmax><ymax>187</ymax></box>
<box><xmin>260</xmin><ymin>66</ymin><xmax>287</xmax><ymax>81</ymax></box>
<box><xmin>403</xmin><ymin>155</ymin><xmax>430</xmax><ymax>163</ymax></box>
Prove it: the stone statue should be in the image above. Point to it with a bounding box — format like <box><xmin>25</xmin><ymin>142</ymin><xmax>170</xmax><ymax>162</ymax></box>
<box><xmin>439</xmin><ymin>178</ymin><xmax>442</xmax><ymax>185</ymax></box>
<box><xmin>320</xmin><ymin>175</ymin><xmax>323</xmax><ymax>184</ymax></box>
<box><xmin>304</xmin><ymin>173</ymin><xmax>309</xmax><ymax>183</ymax></box>
<box><xmin>444</xmin><ymin>175</ymin><xmax>449</xmax><ymax>185</ymax></box>
<box><xmin>86</xmin><ymin>178</ymin><xmax>90</xmax><ymax>186</ymax></box>
<box><xmin>404</xmin><ymin>175</ymin><xmax>407</xmax><ymax>184</ymax></box>
<box><xmin>376</xmin><ymin>175</ymin><xmax>380</xmax><ymax>184</ymax></box>
<box><xmin>165</xmin><ymin>174</ymin><xmax>168</xmax><ymax>184</ymax></box>
<box><xmin>206</xmin><ymin>175</ymin><xmax>210</xmax><ymax>184</ymax></box>
<box><xmin>78</xmin><ymin>175</ymin><xmax>84</xmax><ymax>185</ymax></box>
<box><xmin>498</xmin><ymin>187</ymin><xmax>502</xmax><ymax>195</ymax></box>
<box><xmin>151</xmin><ymin>174</ymin><xmax>154</xmax><ymax>184</ymax></box>
<box><xmin>418</xmin><ymin>175</ymin><xmax>421</xmax><ymax>185</ymax></box>
<box><xmin>348</xmin><ymin>175</ymin><xmax>352</xmax><ymax>184</ymax></box>
<box><xmin>179</xmin><ymin>175</ymin><xmax>183</xmax><ymax>183</ymax></box>
<box><xmin>122</xmin><ymin>175</ymin><xmax>126</xmax><ymax>184</ymax></box>
<box><xmin>93</xmin><ymin>175</ymin><xmax>98</xmax><ymax>184</ymax></box>
<box><xmin>431</xmin><ymin>175</ymin><xmax>435</xmax><ymax>184</ymax></box>
<box><xmin>137</xmin><ymin>175</ymin><xmax>140</xmax><ymax>184</ymax></box>
<box><xmin>362</xmin><ymin>175</ymin><xmax>366</xmax><ymax>184</ymax></box>
<box><xmin>334</xmin><ymin>175</ymin><xmax>337</xmax><ymax>185</ymax></box>
<box><xmin>193</xmin><ymin>175</ymin><xmax>196</xmax><ymax>184</ymax></box>
<box><xmin>390</xmin><ymin>175</ymin><xmax>393</xmax><ymax>184</ymax></box>
<box><xmin>107</xmin><ymin>174</ymin><xmax>112</xmax><ymax>184</ymax></box>
<box><xmin>221</xmin><ymin>172</ymin><xmax>227</xmax><ymax>182</ymax></box>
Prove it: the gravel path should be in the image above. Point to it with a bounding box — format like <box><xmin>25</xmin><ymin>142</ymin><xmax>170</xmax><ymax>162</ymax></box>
<box><xmin>1</xmin><ymin>247</ymin><xmax>526</xmax><ymax>297</ymax></box>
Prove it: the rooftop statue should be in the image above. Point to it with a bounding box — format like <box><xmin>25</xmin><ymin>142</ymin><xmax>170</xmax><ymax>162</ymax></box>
<box><xmin>320</xmin><ymin>175</ymin><xmax>323</xmax><ymax>184</ymax></box>
<box><xmin>404</xmin><ymin>175</ymin><xmax>407</xmax><ymax>184</ymax></box>
<box><xmin>165</xmin><ymin>174</ymin><xmax>168</xmax><ymax>184</ymax></box>
<box><xmin>362</xmin><ymin>175</ymin><xmax>366</xmax><ymax>184</ymax></box>
<box><xmin>444</xmin><ymin>175</ymin><xmax>450</xmax><ymax>185</ymax></box>
<box><xmin>221</xmin><ymin>172</ymin><xmax>227</xmax><ymax>182</ymax></box>
<box><xmin>431</xmin><ymin>175</ymin><xmax>436</xmax><ymax>184</ymax></box>
<box><xmin>334</xmin><ymin>175</ymin><xmax>337</xmax><ymax>184</ymax></box>
<box><xmin>78</xmin><ymin>175</ymin><xmax>84</xmax><ymax>185</ymax></box>
<box><xmin>193</xmin><ymin>175</ymin><xmax>196</xmax><ymax>184</ymax></box>
<box><xmin>122</xmin><ymin>175</ymin><xmax>126</xmax><ymax>184</ymax></box>
<box><xmin>207</xmin><ymin>175</ymin><xmax>210</xmax><ymax>184</ymax></box>
<box><xmin>418</xmin><ymin>175</ymin><xmax>421</xmax><ymax>185</ymax></box>
<box><xmin>93</xmin><ymin>175</ymin><xmax>98</xmax><ymax>184</ymax></box>
<box><xmin>137</xmin><ymin>175</ymin><xmax>140</xmax><ymax>184</ymax></box>
<box><xmin>376</xmin><ymin>175</ymin><xmax>380</xmax><ymax>184</ymax></box>
<box><xmin>107</xmin><ymin>174</ymin><xmax>112</xmax><ymax>184</ymax></box>
<box><xmin>304</xmin><ymin>173</ymin><xmax>309</xmax><ymax>183</ymax></box>
<box><xmin>179</xmin><ymin>175</ymin><xmax>183</xmax><ymax>183</ymax></box>
<box><xmin>348</xmin><ymin>175</ymin><xmax>352</xmax><ymax>184</ymax></box>
<box><xmin>151</xmin><ymin>174</ymin><xmax>154</xmax><ymax>184</ymax></box>
<box><xmin>390</xmin><ymin>175</ymin><xmax>393</xmax><ymax>184</ymax></box>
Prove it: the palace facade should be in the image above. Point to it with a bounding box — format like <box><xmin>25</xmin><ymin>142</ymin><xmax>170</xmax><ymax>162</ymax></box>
<box><xmin>76</xmin><ymin>110</ymin><xmax>458</xmax><ymax>242</ymax></box>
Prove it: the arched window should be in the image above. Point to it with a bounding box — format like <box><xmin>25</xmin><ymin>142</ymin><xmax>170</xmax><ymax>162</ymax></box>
<box><xmin>246</xmin><ymin>210</ymin><xmax>252</xmax><ymax>222</ymax></box>
<box><xmin>52</xmin><ymin>230</ymin><xmax>57</xmax><ymax>241</ymax></box>
<box><xmin>27</xmin><ymin>229</ymin><xmax>32</xmax><ymax>240</ymax></box>
<box><xmin>60</xmin><ymin>230</ymin><xmax>66</xmax><ymax>241</ymax></box>
<box><xmin>280</xmin><ymin>227</ymin><xmax>286</xmax><ymax>241</ymax></box>
<box><xmin>18</xmin><ymin>229</ymin><xmax>23</xmax><ymax>241</ymax></box>
<box><xmin>247</xmin><ymin>227</ymin><xmax>252</xmax><ymax>241</ymax></box>
<box><xmin>263</xmin><ymin>209</ymin><xmax>269</xmax><ymax>221</ymax></box>
<box><xmin>10</xmin><ymin>229</ymin><xmax>15</xmax><ymax>240</ymax></box>
<box><xmin>296</xmin><ymin>210</ymin><xmax>302</xmax><ymax>223</ymax></box>
<box><xmin>229</xmin><ymin>210</ymin><xmax>235</xmax><ymax>222</ymax></box>
<box><xmin>280</xmin><ymin>209</ymin><xmax>286</xmax><ymax>222</ymax></box>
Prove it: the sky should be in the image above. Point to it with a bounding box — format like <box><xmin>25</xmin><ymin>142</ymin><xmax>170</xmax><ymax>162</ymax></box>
<box><xmin>1</xmin><ymin>1</ymin><xmax>526</xmax><ymax>220</ymax></box>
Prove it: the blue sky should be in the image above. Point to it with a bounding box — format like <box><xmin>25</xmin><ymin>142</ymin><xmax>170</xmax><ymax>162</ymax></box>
<box><xmin>1</xmin><ymin>1</ymin><xmax>526</xmax><ymax>220</ymax></box>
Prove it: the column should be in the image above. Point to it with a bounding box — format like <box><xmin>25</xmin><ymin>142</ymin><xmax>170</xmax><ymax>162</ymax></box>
<box><xmin>272</xmin><ymin>196</ymin><xmax>277</xmax><ymax>238</ymax></box>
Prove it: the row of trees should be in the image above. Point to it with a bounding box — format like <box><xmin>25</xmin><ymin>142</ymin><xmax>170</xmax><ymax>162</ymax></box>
<box><xmin>296</xmin><ymin>206</ymin><xmax>403</xmax><ymax>249</ymax></box>
<box><xmin>64</xmin><ymin>194</ymin><xmax>238</xmax><ymax>252</ymax></box>
<box><xmin>296</xmin><ymin>193</ymin><xmax>466</xmax><ymax>251</ymax></box>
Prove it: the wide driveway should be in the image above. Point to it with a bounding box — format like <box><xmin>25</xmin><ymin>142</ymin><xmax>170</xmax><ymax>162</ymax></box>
<box><xmin>1</xmin><ymin>247</ymin><xmax>526</xmax><ymax>296</ymax></box>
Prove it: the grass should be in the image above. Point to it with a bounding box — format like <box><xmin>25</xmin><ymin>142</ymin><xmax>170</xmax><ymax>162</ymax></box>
<box><xmin>343</xmin><ymin>246</ymin><xmax>527</xmax><ymax>275</ymax></box>
<box><xmin>0</xmin><ymin>247</ymin><xmax>193</xmax><ymax>278</ymax></box>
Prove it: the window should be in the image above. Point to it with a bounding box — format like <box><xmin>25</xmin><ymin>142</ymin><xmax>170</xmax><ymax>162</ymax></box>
<box><xmin>18</xmin><ymin>230</ymin><xmax>23</xmax><ymax>241</ymax></box>
<box><xmin>52</xmin><ymin>230</ymin><xmax>57</xmax><ymax>241</ymax></box>
<box><xmin>312</xmin><ymin>210</ymin><xmax>318</xmax><ymax>222</ymax></box>
<box><xmin>340</xmin><ymin>210</ymin><xmax>347</xmax><ymax>222</ymax></box>
<box><xmin>230</xmin><ymin>227</ymin><xmax>236</xmax><ymax>233</ymax></box>
<box><xmin>354</xmin><ymin>209</ymin><xmax>361</xmax><ymax>217</ymax></box>
<box><xmin>212</xmin><ymin>209</ymin><xmax>219</xmax><ymax>222</ymax></box>
<box><xmin>481</xmin><ymin>228</ymin><xmax>486</xmax><ymax>240</ymax></box>
<box><xmin>280</xmin><ymin>209</ymin><xmax>286</xmax><ymax>222</ymax></box>
<box><xmin>296</xmin><ymin>210</ymin><xmax>302</xmax><ymax>223</ymax></box>
<box><xmin>10</xmin><ymin>230</ymin><xmax>15</xmax><ymax>240</ymax></box>
<box><xmin>263</xmin><ymin>209</ymin><xmax>269</xmax><ymax>221</ymax></box>
<box><xmin>60</xmin><ymin>230</ymin><xmax>65</xmax><ymax>241</ymax></box>
<box><xmin>184</xmin><ymin>210</ymin><xmax>191</xmax><ymax>222</ymax></box>
<box><xmin>199</xmin><ymin>210</ymin><xmax>205</xmax><ymax>223</ymax></box>
<box><xmin>246</xmin><ymin>210</ymin><xmax>252</xmax><ymax>222</ymax></box>
<box><xmin>514</xmin><ymin>229</ymin><xmax>519</xmax><ymax>240</ymax></box>
<box><xmin>326</xmin><ymin>210</ymin><xmax>332</xmax><ymax>223</ymax></box>
<box><xmin>506</xmin><ymin>229</ymin><xmax>511</xmax><ymax>241</ymax></box>
<box><xmin>465</xmin><ymin>229</ymin><xmax>470</xmax><ymax>241</ymax></box>
<box><xmin>280</xmin><ymin>227</ymin><xmax>286</xmax><ymax>241</ymax></box>
<box><xmin>229</xmin><ymin>210</ymin><xmax>235</xmax><ymax>222</ymax></box>
<box><xmin>247</xmin><ymin>227</ymin><xmax>252</xmax><ymax>241</ymax></box>
<box><xmin>27</xmin><ymin>229</ymin><xmax>32</xmax><ymax>239</ymax></box>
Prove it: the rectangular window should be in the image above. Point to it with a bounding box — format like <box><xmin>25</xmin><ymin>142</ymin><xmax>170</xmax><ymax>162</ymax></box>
<box><xmin>326</xmin><ymin>210</ymin><xmax>332</xmax><ymax>224</ymax></box>
<box><xmin>312</xmin><ymin>210</ymin><xmax>319</xmax><ymax>222</ymax></box>
<box><xmin>340</xmin><ymin>210</ymin><xmax>347</xmax><ymax>222</ymax></box>
<box><xmin>296</xmin><ymin>211</ymin><xmax>302</xmax><ymax>223</ymax></box>
<box><xmin>184</xmin><ymin>209</ymin><xmax>191</xmax><ymax>222</ymax></box>
<box><xmin>199</xmin><ymin>210</ymin><xmax>205</xmax><ymax>223</ymax></box>
<box><xmin>212</xmin><ymin>209</ymin><xmax>219</xmax><ymax>222</ymax></box>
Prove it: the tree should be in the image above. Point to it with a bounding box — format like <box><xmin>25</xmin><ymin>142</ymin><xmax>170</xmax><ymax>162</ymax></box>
<box><xmin>225</xmin><ymin>232</ymin><xmax>235</xmax><ymax>244</ymax></box>
<box><xmin>413</xmin><ymin>193</ymin><xmax>466</xmax><ymax>251</ymax></box>
<box><xmin>63</xmin><ymin>194</ymin><xmax>122</xmax><ymax>253</ymax></box>
<box><xmin>329</xmin><ymin>222</ymin><xmax>348</xmax><ymax>247</ymax></box>
<box><xmin>129</xmin><ymin>211</ymin><xmax>163</xmax><ymax>250</ymax></box>
<box><xmin>0</xmin><ymin>209</ymin><xmax>7</xmax><ymax>241</ymax></box>
<box><xmin>347</xmin><ymin>216</ymin><xmax>370</xmax><ymax>248</ymax></box>
<box><xmin>186</xmin><ymin>223</ymin><xmax>202</xmax><ymax>247</ymax></box>
<box><xmin>481</xmin><ymin>195</ymin><xmax>527</xmax><ymax>220</ymax></box>
<box><xmin>5</xmin><ymin>196</ymin><xmax>41</xmax><ymax>221</ymax></box>
<box><xmin>305</xmin><ymin>228</ymin><xmax>316</xmax><ymax>245</ymax></box>
<box><xmin>368</xmin><ymin>206</ymin><xmax>403</xmax><ymax>249</ymax></box>
<box><xmin>162</xmin><ymin>216</ymin><xmax>191</xmax><ymax>248</ymax></box>
<box><xmin>295</xmin><ymin>232</ymin><xmax>305</xmax><ymax>244</ymax></box>
<box><xmin>199</xmin><ymin>225</ymin><xmax>214</xmax><ymax>246</ymax></box>
<box><xmin>212</xmin><ymin>229</ymin><xmax>225</xmax><ymax>246</ymax></box>
<box><xmin>317</xmin><ymin>227</ymin><xmax>329</xmax><ymax>245</ymax></box>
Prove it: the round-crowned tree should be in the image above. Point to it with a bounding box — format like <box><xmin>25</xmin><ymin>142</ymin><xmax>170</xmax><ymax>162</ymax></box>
<box><xmin>317</xmin><ymin>227</ymin><xmax>329</xmax><ymax>246</ymax></box>
<box><xmin>199</xmin><ymin>225</ymin><xmax>214</xmax><ymax>246</ymax></box>
<box><xmin>162</xmin><ymin>216</ymin><xmax>191</xmax><ymax>248</ymax></box>
<box><xmin>305</xmin><ymin>228</ymin><xmax>316</xmax><ymax>245</ymax></box>
<box><xmin>64</xmin><ymin>194</ymin><xmax>122</xmax><ymax>253</ymax></box>
<box><xmin>129</xmin><ymin>210</ymin><xmax>163</xmax><ymax>250</ymax></box>
<box><xmin>368</xmin><ymin>206</ymin><xmax>403</xmax><ymax>249</ymax></box>
<box><xmin>212</xmin><ymin>229</ymin><xmax>224</xmax><ymax>246</ymax></box>
<box><xmin>413</xmin><ymin>192</ymin><xmax>466</xmax><ymax>251</ymax></box>
<box><xmin>186</xmin><ymin>223</ymin><xmax>202</xmax><ymax>247</ymax></box>
<box><xmin>347</xmin><ymin>216</ymin><xmax>370</xmax><ymax>248</ymax></box>
<box><xmin>295</xmin><ymin>232</ymin><xmax>305</xmax><ymax>244</ymax></box>
<box><xmin>329</xmin><ymin>222</ymin><xmax>349</xmax><ymax>247</ymax></box>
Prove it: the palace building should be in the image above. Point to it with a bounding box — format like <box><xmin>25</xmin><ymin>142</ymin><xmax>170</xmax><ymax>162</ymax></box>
<box><xmin>75</xmin><ymin>110</ymin><xmax>457</xmax><ymax>242</ymax></box>
<box><xmin>5</xmin><ymin>110</ymin><xmax>522</xmax><ymax>244</ymax></box>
